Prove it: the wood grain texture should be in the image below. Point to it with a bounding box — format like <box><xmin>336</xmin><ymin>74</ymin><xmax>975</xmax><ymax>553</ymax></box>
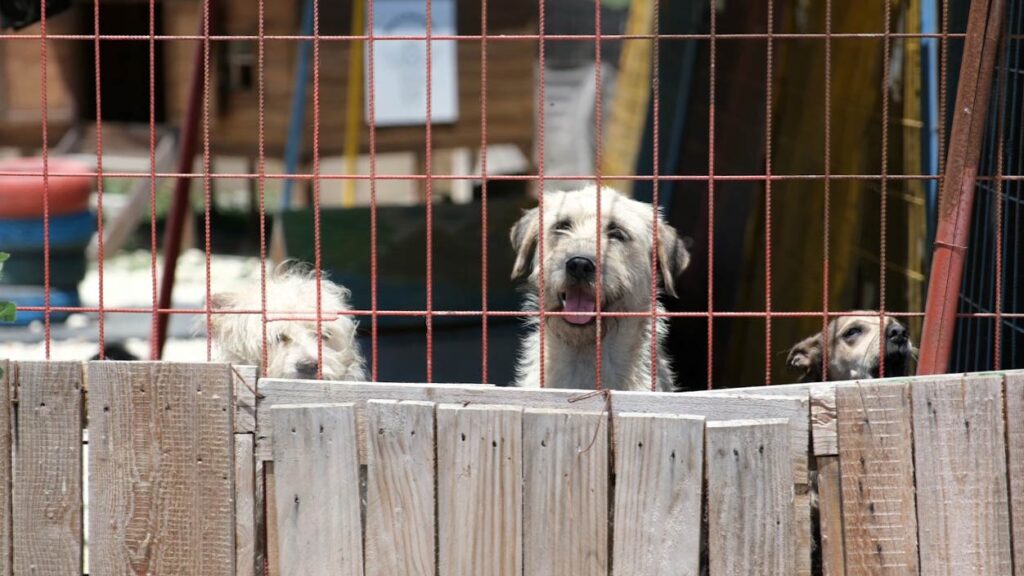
<box><xmin>437</xmin><ymin>404</ymin><xmax>522</xmax><ymax>576</ymax></box>
<box><xmin>836</xmin><ymin>380</ymin><xmax>918</xmax><ymax>574</ymax></box>
<box><xmin>706</xmin><ymin>419</ymin><xmax>794</xmax><ymax>576</ymax></box>
<box><xmin>810</xmin><ymin>384</ymin><xmax>838</xmax><ymax>456</ymax></box>
<box><xmin>256</xmin><ymin>380</ymin><xmax>808</xmax><ymax>483</ymax></box>
<box><xmin>611</xmin><ymin>413</ymin><xmax>704</xmax><ymax>576</ymax></box>
<box><xmin>233</xmin><ymin>365</ymin><xmax>258</xmax><ymax>433</ymax></box>
<box><xmin>365</xmin><ymin>400</ymin><xmax>437</xmax><ymax>576</ymax></box>
<box><xmin>271</xmin><ymin>403</ymin><xmax>363</xmax><ymax>576</ymax></box>
<box><xmin>912</xmin><ymin>374</ymin><xmax>1012</xmax><ymax>575</ymax></box>
<box><xmin>816</xmin><ymin>456</ymin><xmax>846</xmax><ymax>576</ymax></box>
<box><xmin>86</xmin><ymin>361</ymin><xmax>235</xmax><ymax>575</ymax></box>
<box><xmin>0</xmin><ymin>360</ymin><xmax>10</xmax><ymax>576</ymax></box>
<box><xmin>265</xmin><ymin>463</ymin><xmax>280</xmax><ymax>576</ymax></box>
<box><xmin>523</xmin><ymin>409</ymin><xmax>608</xmax><ymax>576</ymax></box>
<box><xmin>235</xmin><ymin>434</ymin><xmax>257</xmax><ymax>576</ymax></box>
<box><xmin>13</xmin><ymin>361</ymin><xmax>82</xmax><ymax>576</ymax></box>
<box><xmin>1007</xmin><ymin>371</ymin><xmax>1024</xmax><ymax>576</ymax></box>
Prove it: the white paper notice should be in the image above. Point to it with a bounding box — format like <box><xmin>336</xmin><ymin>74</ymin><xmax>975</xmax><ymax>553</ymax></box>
<box><xmin>366</xmin><ymin>0</ymin><xmax>459</xmax><ymax>126</ymax></box>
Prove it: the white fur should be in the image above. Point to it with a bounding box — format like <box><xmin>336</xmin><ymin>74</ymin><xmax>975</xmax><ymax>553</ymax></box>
<box><xmin>208</xmin><ymin>263</ymin><xmax>367</xmax><ymax>381</ymax></box>
<box><xmin>510</xmin><ymin>186</ymin><xmax>690</xmax><ymax>391</ymax></box>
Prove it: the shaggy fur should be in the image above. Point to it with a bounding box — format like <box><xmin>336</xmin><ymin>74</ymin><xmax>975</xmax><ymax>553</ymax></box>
<box><xmin>209</xmin><ymin>263</ymin><xmax>367</xmax><ymax>381</ymax></box>
<box><xmin>510</xmin><ymin>186</ymin><xmax>690</xmax><ymax>391</ymax></box>
<box><xmin>787</xmin><ymin>312</ymin><xmax>917</xmax><ymax>382</ymax></box>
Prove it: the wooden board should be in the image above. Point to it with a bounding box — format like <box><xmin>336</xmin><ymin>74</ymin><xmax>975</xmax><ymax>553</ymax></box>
<box><xmin>86</xmin><ymin>361</ymin><xmax>235</xmax><ymax>575</ymax></box>
<box><xmin>255</xmin><ymin>380</ymin><xmax>809</xmax><ymax>484</ymax></box>
<box><xmin>235</xmin><ymin>434</ymin><xmax>257</xmax><ymax>576</ymax></box>
<box><xmin>815</xmin><ymin>456</ymin><xmax>846</xmax><ymax>576</ymax></box>
<box><xmin>271</xmin><ymin>403</ymin><xmax>363</xmax><ymax>576</ymax></box>
<box><xmin>365</xmin><ymin>400</ymin><xmax>437</xmax><ymax>576</ymax></box>
<box><xmin>611</xmin><ymin>413</ymin><xmax>704</xmax><ymax>576</ymax></box>
<box><xmin>810</xmin><ymin>384</ymin><xmax>838</xmax><ymax>456</ymax></box>
<box><xmin>437</xmin><ymin>404</ymin><xmax>522</xmax><ymax>576</ymax></box>
<box><xmin>522</xmin><ymin>409</ymin><xmax>608</xmax><ymax>575</ymax></box>
<box><xmin>1007</xmin><ymin>372</ymin><xmax>1024</xmax><ymax>576</ymax></box>
<box><xmin>912</xmin><ymin>374</ymin><xmax>1012</xmax><ymax>574</ymax></box>
<box><xmin>13</xmin><ymin>361</ymin><xmax>82</xmax><ymax>576</ymax></box>
<box><xmin>265</xmin><ymin>463</ymin><xmax>280</xmax><ymax>576</ymax></box>
<box><xmin>0</xmin><ymin>360</ymin><xmax>10</xmax><ymax>576</ymax></box>
<box><xmin>836</xmin><ymin>380</ymin><xmax>919</xmax><ymax>574</ymax></box>
<box><xmin>706</xmin><ymin>419</ymin><xmax>794</xmax><ymax>576</ymax></box>
<box><xmin>233</xmin><ymin>365</ymin><xmax>258</xmax><ymax>433</ymax></box>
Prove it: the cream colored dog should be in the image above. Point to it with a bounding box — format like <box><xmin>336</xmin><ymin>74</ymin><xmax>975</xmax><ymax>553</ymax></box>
<box><xmin>510</xmin><ymin>186</ymin><xmax>690</xmax><ymax>391</ymax></box>
<box><xmin>787</xmin><ymin>312</ymin><xmax>917</xmax><ymax>382</ymax></box>
<box><xmin>209</xmin><ymin>263</ymin><xmax>367</xmax><ymax>381</ymax></box>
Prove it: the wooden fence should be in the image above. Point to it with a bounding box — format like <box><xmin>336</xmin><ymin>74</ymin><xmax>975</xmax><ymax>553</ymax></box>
<box><xmin>0</xmin><ymin>359</ymin><xmax>1021</xmax><ymax>575</ymax></box>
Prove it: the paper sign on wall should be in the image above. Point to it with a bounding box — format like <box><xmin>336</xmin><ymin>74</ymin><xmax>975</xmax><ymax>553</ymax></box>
<box><xmin>365</xmin><ymin>0</ymin><xmax>459</xmax><ymax>126</ymax></box>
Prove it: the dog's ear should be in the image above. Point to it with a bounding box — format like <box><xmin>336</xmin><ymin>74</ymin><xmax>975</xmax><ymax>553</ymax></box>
<box><xmin>787</xmin><ymin>333</ymin><xmax>824</xmax><ymax>382</ymax></box>
<box><xmin>510</xmin><ymin>207</ymin><xmax>540</xmax><ymax>280</ymax></box>
<box><xmin>656</xmin><ymin>219</ymin><xmax>690</xmax><ymax>298</ymax></box>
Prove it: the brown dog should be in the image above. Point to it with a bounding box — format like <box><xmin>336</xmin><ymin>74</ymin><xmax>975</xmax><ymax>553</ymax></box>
<box><xmin>787</xmin><ymin>312</ymin><xmax>917</xmax><ymax>382</ymax></box>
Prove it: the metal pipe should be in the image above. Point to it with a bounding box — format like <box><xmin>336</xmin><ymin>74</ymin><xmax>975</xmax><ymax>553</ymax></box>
<box><xmin>917</xmin><ymin>0</ymin><xmax>1006</xmax><ymax>374</ymax></box>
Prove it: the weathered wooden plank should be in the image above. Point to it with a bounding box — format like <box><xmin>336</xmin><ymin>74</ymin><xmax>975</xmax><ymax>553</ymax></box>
<box><xmin>365</xmin><ymin>400</ymin><xmax>437</xmax><ymax>576</ymax></box>
<box><xmin>706</xmin><ymin>419</ymin><xmax>794</xmax><ymax>576</ymax></box>
<box><xmin>913</xmin><ymin>374</ymin><xmax>1012</xmax><ymax>575</ymax></box>
<box><xmin>265</xmin><ymin>463</ymin><xmax>280</xmax><ymax>576</ymax></box>
<box><xmin>233</xmin><ymin>365</ymin><xmax>258</xmax><ymax>433</ymax></box>
<box><xmin>836</xmin><ymin>380</ymin><xmax>918</xmax><ymax>574</ymax></box>
<box><xmin>437</xmin><ymin>404</ymin><xmax>522</xmax><ymax>576</ymax></box>
<box><xmin>86</xmin><ymin>361</ymin><xmax>235</xmax><ymax>575</ymax></box>
<box><xmin>611</xmin><ymin>413</ymin><xmax>703</xmax><ymax>576</ymax></box>
<box><xmin>0</xmin><ymin>360</ymin><xmax>10</xmax><ymax>576</ymax></box>
<box><xmin>13</xmin><ymin>361</ymin><xmax>82</xmax><ymax>576</ymax></box>
<box><xmin>523</xmin><ymin>409</ymin><xmax>608</xmax><ymax>575</ymax></box>
<box><xmin>271</xmin><ymin>403</ymin><xmax>363</xmax><ymax>576</ymax></box>
<box><xmin>816</xmin><ymin>456</ymin><xmax>846</xmax><ymax>576</ymax></box>
<box><xmin>810</xmin><ymin>384</ymin><xmax>838</xmax><ymax>456</ymax></box>
<box><xmin>1007</xmin><ymin>371</ymin><xmax>1024</xmax><ymax>576</ymax></box>
<box><xmin>256</xmin><ymin>380</ymin><xmax>808</xmax><ymax>483</ymax></box>
<box><xmin>235</xmin><ymin>434</ymin><xmax>257</xmax><ymax>576</ymax></box>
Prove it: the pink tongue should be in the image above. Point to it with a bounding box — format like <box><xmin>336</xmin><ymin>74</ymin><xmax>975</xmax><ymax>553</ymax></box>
<box><xmin>563</xmin><ymin>288</ymin><xmax>596</xmax><ymax>325</ymax></box>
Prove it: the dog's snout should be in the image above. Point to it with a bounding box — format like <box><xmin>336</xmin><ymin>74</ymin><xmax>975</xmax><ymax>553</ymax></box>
<box><xmin>565</xmin><ymin>256</ymin><xmax>596</xmax><ymax>280</ymax></box>
<box><xmin>296</xmin><ymin>360</ymin><xmax>319</xmax><ymax>378</ymax></box>
<box><xmin>886</xmin><ymin>322</ymin><xmax>908</xmax><ymax>344</ymax></box>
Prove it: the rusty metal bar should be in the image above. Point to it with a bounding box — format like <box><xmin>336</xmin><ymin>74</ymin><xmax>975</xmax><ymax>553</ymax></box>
<box><xmin>918</xmin><ymin>0</ymin><xmax>1006</xmax><ymax>374</ymax></box>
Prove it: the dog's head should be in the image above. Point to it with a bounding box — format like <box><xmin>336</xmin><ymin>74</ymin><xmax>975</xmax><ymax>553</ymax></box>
<box><xmin>209</xmin><ymin>263</ymin><xmax>366</xmax><ymax>381</ymax></box>
<box><xmin>510</xmin><ymin>186</ymin><xmax>689</xmax><ymax>343</ymax></box>
<box><xmin>786</xmin><ymin>313</ymin><xmax>917</xmax><ymax>382</ymax></box>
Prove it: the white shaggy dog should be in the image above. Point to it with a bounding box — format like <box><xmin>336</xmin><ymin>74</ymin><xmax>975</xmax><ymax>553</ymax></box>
<box><xmin>209</xmin><ymin>264</ymin><xmax>367</xmax><ymax>381</ymax></box>
<box><xmin>510</xmin><ymin>186</ymin><xmax>690</xmax><ymax>391</ymax></box>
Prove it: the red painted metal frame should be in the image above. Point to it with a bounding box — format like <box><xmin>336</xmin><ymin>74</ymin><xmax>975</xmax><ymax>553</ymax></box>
<box><xmin>12</xmin><ymin>0</ymin><xmax>1009</xmax><ymax>386</ymax></box>
<box><xmin>918</xmin><ymin>0</ymin><xmax>1006</xmax><ymax>374</ymax></box>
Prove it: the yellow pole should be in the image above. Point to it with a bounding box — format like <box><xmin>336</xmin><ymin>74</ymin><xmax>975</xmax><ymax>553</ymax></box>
<box><xmin>341</xmin><ymin>0</ymin><xmax>365</xmax><ymax>207</ymax></box>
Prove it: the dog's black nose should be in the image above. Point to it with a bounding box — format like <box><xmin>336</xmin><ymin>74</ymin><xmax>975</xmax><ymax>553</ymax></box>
<box><xmin>565</xmin><ymin>256</ymin><xmax>596</xmax><ymax>280</ymax></box>
<box><xmin>886</xmin><ymin>322</ymin><xmax>908</xmax><ymax>345</ymax></box>
<box><xmin>296</xmin><ymin>360</ymin><xmax>319</xmax><ymax>378</ymax></box>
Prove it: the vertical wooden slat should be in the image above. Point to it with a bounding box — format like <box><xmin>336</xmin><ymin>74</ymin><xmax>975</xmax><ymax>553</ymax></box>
<box><xmin>233</xmin><ymin>365</ymin><xmax>258</xmax><ymax>433</ymax></box>
<box><xmin>522</xmin><ymin>409</ymin><xmax>608</xmax><ymax>576</ymax></box>
<box><xmin>0</xmin><ymin>360</ymin><xmax>11</xmax><ymax>576</ymax></box>
<box><xmin>611</xmin><ymin>413</ymin><xmax>703</xmax><ymax>576</ymax></box>
<box><xmin>1006</xmin><ymin>372</ymin><xmax>1024</xmax><ymax>576</ymax></box>
<box><xmin>86</xmin><ymin>361</ymin><xmax>235</xmax><ymax>575</ymax></box>
<box><xmin>365</xmin><ymin>400</ymin><xmax>436</xmax><ymax>576</ymax></box>
<box><xmin>235</xmin><ymin>434</ymin><xmax>257</xmax><ymax>576</ymax></box>
<box><xmin>706</xmin><ymin>419</ymin><xmax>794</xmax><ymax>576</ymax></box>
<box><xmin>437</xmin><ymin>404</ymin><xmax>522</xmax><ymax>576</ymax></box>
<box><xmin>913</xmin><ymin>374</ymin><xmax>1012</xmax><ymax>574</ymax></box>
<box><xmin>271</xmin><ymin>403</ymin><xmax>363</xmax><ymax>576</ymax></box>
<box><xmin>264</xmin><ymin>462</ymin><xmax>280</xmax><ymax>576</ymax></box>
<box><xmin>816</xmin><ymin>456</ymin><xmax>846</xmax><ymax>576</ymax></box>
<box><xmin>13</xmin><ymin>361</ymin><xmax>82</xmax><ymax>575</ymax></box>
<box><xmin>836</xmin><ymin>380</ymin><xmax>918</xmax><ymax>574</ymax></box>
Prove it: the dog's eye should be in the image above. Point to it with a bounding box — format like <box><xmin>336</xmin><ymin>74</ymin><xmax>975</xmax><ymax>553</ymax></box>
<box><xmin>274</xmin><ymin>333</ymin><xmax>291</xmax><ymax>344</ymax></box>
<box><xmin>843</xmin><ymin>327</ymin><xmax>862</xmax><ymax>340</ymax></box>
<box><xmin>553</xmin><ymin>219</ymin><xmax>572</xmax><ymax>232</ymax></box>
<box><xmin>607</xmin><ymin>224</ymin><xmax>629</xmax><ymax>242</ymax></box>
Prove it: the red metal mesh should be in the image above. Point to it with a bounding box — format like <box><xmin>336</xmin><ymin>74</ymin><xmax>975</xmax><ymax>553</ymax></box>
<box><xmin>3</xmin><ymin>0</ymin><xmax>1012</xmax><ymax>388</ymax></box>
